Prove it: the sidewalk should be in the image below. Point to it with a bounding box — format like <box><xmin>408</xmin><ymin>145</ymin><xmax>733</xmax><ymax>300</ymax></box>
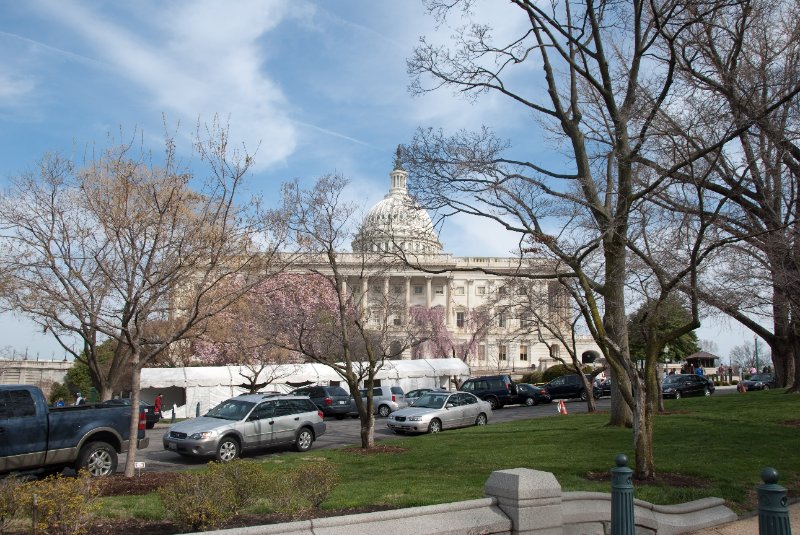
<box><xmin>687</xmin><ymin>501</ymin><xmax>799</xmax><ymax>534</ymax></box>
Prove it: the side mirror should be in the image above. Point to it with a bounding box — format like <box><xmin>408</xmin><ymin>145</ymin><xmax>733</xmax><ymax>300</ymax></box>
<box><xmin>445</xmin><ymin>403</ymin><xmax>454</xmax><ymax>409</ymax></box>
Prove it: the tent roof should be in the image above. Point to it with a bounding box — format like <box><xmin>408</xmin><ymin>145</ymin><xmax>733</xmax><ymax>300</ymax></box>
<box><xmin>140</xmin><ymin>358</ymin><xmax>469</xmax><ymax>389</ymax></box>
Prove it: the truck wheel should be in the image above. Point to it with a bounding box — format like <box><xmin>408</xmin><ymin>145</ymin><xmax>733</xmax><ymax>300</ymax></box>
<box><xmin>487</xmin><ymin>397</ymin><xmax>499</xmax><ymax>410</ymax></box>
<box><xmin>579</xmin><ymin>390</ymin><xmax>588</xmax><ymax>402</ymax></box>
<box><xmin>378</xmin><ymin>405</ymin><xmax>391</xmax><ymax>418</ymax></box>
<box><xmin>77</xmin><ymin>441</ymin><xmax>117</xmax><ymax>476</ymax></box>
<box><xmin>216</xmin><ymin>437</ymin><xmax>240</xmax><ymax>462</ymax></box>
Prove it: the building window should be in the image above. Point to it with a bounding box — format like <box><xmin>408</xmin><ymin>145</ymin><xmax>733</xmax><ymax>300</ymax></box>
<box><xmin>498</xmin><ymin>313</ymin><xmax>506</xmax><ymax>328</ymax></box>
<box><xmin>499</xmin><ymin>345</ymin><xmax>507</xmax><ymax>361</ymax></box>
<box><xmin>476</xmin><ymin>286</ymin><xmax>486</xmax><ymax>295</ymax></box>
<box><xmin>393</xmin><ymin>315</ymin><xmax>402</xmax><ymax>326</ymax></box>
<box><xmin>435</xmin><ymin>286</ymin><xmax>444</xmax><ymax>295</ymax></box>
<box><xmin>520</xmin><ymin>313</ymin><xmax>530</xmax><ymax>328</ymax></box>
<box><xmin>498</xmin><ymin>286</ymin><xmax>506</xmax><ymax>295</ymax></box>
<box><xmin>478</xmin><ymin>345</ymin><xmax>486</xmax><ymax>360</ymax></box>
<box><xmin>520</xmin><ymin>345</ymin><xmax>528</xmax><ymax>362</ymax></box>
<box><xmin>456</xmin><ymin>311</ymin><xmax>465</xmax><ymax>328</ymax></box>
<box><xmin>393</xmin><ymin>285</ymin><xmax>402</xmax><ymax>294</ymax></box>
<box><xmin>550</xmin><ymin>345</ymin><xmax>560</xmax><ymax>359</ymax></box>
<box><xmin>414</xmin><ymin>286</ymin><xmax>423</xmax><ymax>294</ymax></box>
<box><xmin>454</xmin><ymin>286</ymin><xmax>465</xmax><ymax>296</ymax></box>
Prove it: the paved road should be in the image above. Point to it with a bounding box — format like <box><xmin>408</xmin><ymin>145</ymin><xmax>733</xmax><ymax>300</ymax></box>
<box><xmin>120</xmin><ymin>396</ymin><xmax>612</xmax><ymax>472</ymax></box>
<box><xmin>123</xmin><ymin>387</ymin><xmax>736</xmax><ymax>472</ymax></box>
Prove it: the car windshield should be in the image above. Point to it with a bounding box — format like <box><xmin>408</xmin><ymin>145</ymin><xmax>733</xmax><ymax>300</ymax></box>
<box><xmin>205</xmin><ymin>399</ymin><xmax>255</xmax><ymax>420</ymax></box>
<box><xmin>749</xmin><ymin>374</ymin><xmax>769</xmax><ymax>381</ymax></box>
<box><xmin>662</xmin><ymin>376</ymin><xmax>682</xmax><ymax>385</ymax></box>
<box><xmin>412</xmin><ymin>393</ymin><xmax>448</xmax><ymax>409</ymax></box>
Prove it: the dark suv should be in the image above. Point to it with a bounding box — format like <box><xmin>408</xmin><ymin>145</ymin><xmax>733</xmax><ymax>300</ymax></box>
<box><xmin>460</xmin><ymin>375</ymin><xmax>517</xmax><ymax>409</ymax></box>
<box><xmin>543</xmin><ymin>374</ymin><xmax>599</xmax><ymax>401</ymax></box>
<box><xmin>289</xmin><ymin>385</ymin><xmax>354</xmax><ymax>419</ymax></box>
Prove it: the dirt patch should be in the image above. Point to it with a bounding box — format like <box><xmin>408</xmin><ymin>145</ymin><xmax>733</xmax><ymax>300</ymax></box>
<box><xmin>585</xmin><ymin>471</ymin><xmax>709</xmax><ymax>488</ymax></box>
<box><xmin>341</xmin><ymin>444</ymin><xmax>408</xmax><ymax>455</ymax></box>
<box><xmin>96</xmin><ymin>471</ymin><xmax>174</xmax><ymax>496</ymax></box>
<box><xmin>781</xmin><ymin>419</ymin><xmax>800</xmax><ymax>428</ymax></box>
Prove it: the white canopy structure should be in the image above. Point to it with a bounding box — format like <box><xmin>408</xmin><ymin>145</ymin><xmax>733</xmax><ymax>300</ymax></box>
<box><xmin>140</xmin><ymin>358</ymin><xmax>470</xmax><ymax>419</ymax></box>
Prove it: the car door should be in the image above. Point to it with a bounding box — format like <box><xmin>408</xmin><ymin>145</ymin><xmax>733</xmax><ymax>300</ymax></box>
<box><xmin>441</xmin><ymin>393</ymin><xmax>464</xmax><ymax>428</ymax></box>
<box><xmin>459</xmin><ymin>393</ymin><xmax>480</xmax><ymax>426</ymax></box>
<box><xmin>270</xmin><ymin>399</ymin><xmax>301</xmax><ymax>445</ymax></box>
<box><xmin>547</xmin><ymin>376</ymin><xmax>567</xmax><ymax>398</ymax></box>
<box><xmin>0</xmin><ymin>388</ymin><xmax>47</xmax><ymax>470</ymax></box>
<box><xmin>244</xmin><ymin>401</ymin><xmax>275</xmax><ymax>448</ymax></box>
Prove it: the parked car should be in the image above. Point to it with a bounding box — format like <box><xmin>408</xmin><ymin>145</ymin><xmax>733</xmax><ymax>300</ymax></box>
<box><xmin>289</xmin><ymin>385</ymin><xmax>354</xmax><ymax>419</ymax></box>
<box><xmin>459</xmin><ymin>374</ymin><xmax>517</xmax><ymax>409</ymax></box>
<box><xmin>1</xmin><ymin>385</ymin><xmax>149</xmax><ymax>477</ymax></box>
<box><xmin>740</xmin><ymin>373</ymin><xmax>777</xmax><ymax>391</ymax></box>
<box><xmin>515</xmin><ymin>383</ymin><xmax>551</xmax><ymax>406</ymax></box>
<box><xmin>387</xmin><ymin>391</ymin><xmax>492</xmax><ymax>434</ymax></box>
<box><xmin>358</xmin><ymin>386</ymin><xmax>407</xmax><ymax>417</ymax></box>
<box><xmin>661</xmin><ymin>374</ymin><xmax>714</xmax><ymax>399</ymax></box>
<box><xmin>162</xmin><ymin>394</ymin><xmax>326</xmax><ymax>462</ymax></box>
<box><xmin>405</xmin><ymin>388</ymin><xmax>433</xmax><ymax>401</ymax></box>
<box><xmin>595</xmin><ymin>378</ymin><xmax>612</xmax><ymax>398</ymax></box>
<box><xmin>100</xmin><ymin>398</ymin><xmax>160</xmax><ymax>429</ymax></box>
<box><xmin>543</xmin><ymin>374</ymin><xmax>599</xmax><ymax>401</ymax></box>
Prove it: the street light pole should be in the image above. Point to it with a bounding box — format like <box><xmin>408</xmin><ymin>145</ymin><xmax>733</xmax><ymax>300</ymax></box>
<box><xmin>754</xmin><ymin>336</ymin><xmax>760</xmax><ymax>373</ymax></box>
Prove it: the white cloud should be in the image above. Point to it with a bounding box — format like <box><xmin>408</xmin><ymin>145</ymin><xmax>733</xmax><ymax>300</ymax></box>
<box><xmin>37</xmin><ymin>0</ymin><xmax>303</xmax><ymax>169</ymax></box>
<box><xmin>0</xmin><ymin>70</ymin><xmax>35</xmax><ymax>104</ymax></box>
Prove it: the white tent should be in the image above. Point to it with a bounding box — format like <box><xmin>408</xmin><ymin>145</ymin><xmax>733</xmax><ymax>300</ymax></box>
<box><xmin>140</xmin><ymin>358</ymin><xmax>470</xmax><ymax>419</ymax></box>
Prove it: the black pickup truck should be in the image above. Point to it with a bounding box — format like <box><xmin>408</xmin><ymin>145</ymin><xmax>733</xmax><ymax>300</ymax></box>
<box><xmin>0</xmin><ymin>385</ymin><xmax>149</xmax><ymax>477</ymax></box>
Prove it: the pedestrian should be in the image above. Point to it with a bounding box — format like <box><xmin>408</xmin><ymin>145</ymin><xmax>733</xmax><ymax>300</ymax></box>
<box><xmin>696</xmin><ymin>365</ymin><xmax>704</xmax><ymax>376</ymax></box>
<box><xmin>154</xmin><ymin>392</ymin><xmax>163</xmax><ymax>419</ymax></box>
<box><xmin>74</xmin><ymin>392</ymin><xmax>85</xmax><ymax>406</ymax></box>
<box><xmin>54</xmin><ymin>398</ymin><xmax>65</xmax><ymax>407</ymax></box>
<box><xmin>737</xmin><ymin>381</ymin><xmax>747</xmax><ymax>394</ymax></box>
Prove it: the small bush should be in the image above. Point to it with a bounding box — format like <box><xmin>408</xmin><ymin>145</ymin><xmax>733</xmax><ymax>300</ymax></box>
<box><xmin>292</xmin><ymin>459</ymin><xmax>340</xmax><ymax>508</ymax></box>
<box><xmin>0</xmin><ymin>476</ymin><xmax>26</xmax><ymax>532</ymax></box>
<box><xmin>157</xmin><ymin>471</ymin><xmax>236</xmax><ymax>531</ymax></box>
<box><xmin>263</xmin><ymin>470</ymin><xmax>307</xmax><ymax>517</ymax></box>
<box><xmin>206</xmin><ymin>459</ymin><xmax>268</xmax><ymax>509</ymax></box>
<box><xmin>20</xmin><ymin>471</ymin><xmax>100</xmax><ymax>535</ymax></box>
<box><xmin>261</xmin><ymin>459</ymin><xmax>340</xmax><ymax>517</ymax></box>
<box><xmin>520</xmin><ymin>371</ymin><xmax>544</xmax><ymax>384</ymax></box>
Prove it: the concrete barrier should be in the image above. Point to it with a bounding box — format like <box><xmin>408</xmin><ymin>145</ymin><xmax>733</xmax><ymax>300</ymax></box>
<box><xmin>196</xmin><ymin>467</ymin><xmax>737</xmax><ymax>535</ymax></box>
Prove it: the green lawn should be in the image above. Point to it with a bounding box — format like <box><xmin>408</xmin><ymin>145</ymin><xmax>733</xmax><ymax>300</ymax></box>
<box><xmin>102</xmin><ymin>390</ymin><xmax>799</xmax><ymax>520</ymax></box>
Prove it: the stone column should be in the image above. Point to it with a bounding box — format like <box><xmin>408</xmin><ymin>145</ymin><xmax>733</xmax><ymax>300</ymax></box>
<box><xmin>426</xmin><ymin>276</ymin><xmax>433</xmax><ymax>308</ymax></box>
<box><xmin>485</xmin><ymin>468</ymin><xmax>563</xmax><ymax>535</ymax></box>
<box><xmin>444</xmin><ymin>277</ymin><xmax>452</xmax><ymax>326</ymax></box>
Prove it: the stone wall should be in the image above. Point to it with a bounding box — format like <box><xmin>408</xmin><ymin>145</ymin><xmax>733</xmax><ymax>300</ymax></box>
<box><xmin>199</xmin><ymin>467</ymin><xmax>737</xmax><ymax>535</ymax></box>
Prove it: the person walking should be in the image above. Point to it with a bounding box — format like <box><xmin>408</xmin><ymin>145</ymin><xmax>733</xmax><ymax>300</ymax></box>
<box><xmin>74</xmin><ymin>392</ymin><xmax>85</xmax><ymax>406</ymax></box>
<box><xmin>154</xmin><ymin>393</ymin><xmax>163</xmax><ymax>419</ymax></box>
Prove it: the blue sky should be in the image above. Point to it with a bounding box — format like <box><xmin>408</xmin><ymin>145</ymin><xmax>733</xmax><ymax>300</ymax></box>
<box><xmin>0</xmin><ymin>0</ymin><xmax>753</xmax><ymax>361</ymax></box>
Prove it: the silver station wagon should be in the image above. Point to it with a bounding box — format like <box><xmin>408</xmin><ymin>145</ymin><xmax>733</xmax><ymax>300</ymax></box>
<box><xmin>163</xmin><ymin>394</ymin><xmax>326</xmax><ymax>462</ymax></box>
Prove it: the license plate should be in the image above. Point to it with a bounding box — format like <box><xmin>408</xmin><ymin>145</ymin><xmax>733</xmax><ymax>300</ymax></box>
<box><xmin>168</xmin><ymin>442</ymin><xmax>177</xmax><ymax>450</ymax></box>
<box><xmin>338</xmin><ymin>400</ymin><xmax>347</xmax><ymax>405</ymax></box>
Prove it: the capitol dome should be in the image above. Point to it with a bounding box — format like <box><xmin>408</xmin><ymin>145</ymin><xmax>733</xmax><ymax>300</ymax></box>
<box><xmin>352</xmin><ymin>150</ymin><xmax>443</xmax><ymax>255</ymax></box>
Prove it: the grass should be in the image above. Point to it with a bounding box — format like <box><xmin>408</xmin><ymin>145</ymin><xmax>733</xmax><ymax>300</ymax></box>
<box><xmin>101</xmin><ymin>390</ymin><xmax>800</xmax><ymax>520</ymax></box>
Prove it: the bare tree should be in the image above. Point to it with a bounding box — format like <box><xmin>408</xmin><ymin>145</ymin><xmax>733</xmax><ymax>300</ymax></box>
<box><xmin>646</xmin><ymin>0</ymin><xmax>800</xmax><ymax>391</ymax></box>
<box><xmin>404</xmin><ymin>0</ymin><xmax>721</xmax><ymax>478</ymax></box>
<box><xmin>0</xmin><ymin>121</ymin><xmax>286</xmax><ymax>476</ymax></box>
<box><xmin>264</xmin><ymin>175</ymin><xmax>431</xmax><ymax>449</ymax></box>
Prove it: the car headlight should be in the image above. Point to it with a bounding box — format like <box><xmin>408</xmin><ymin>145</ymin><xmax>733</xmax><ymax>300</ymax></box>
<box><xmin>188</xmin><ymin>431</ymin><xmax>217</xmax><ymax>440</ymax></box>
<box><xmin>408</xmin><ymin>416</ymin><xmax>423</xmax><ymax>421</ymax></box>
<box><xmin>663</xmin><ymin>388</ymin><xmax>675</xmax><ymax>393</ymax></box>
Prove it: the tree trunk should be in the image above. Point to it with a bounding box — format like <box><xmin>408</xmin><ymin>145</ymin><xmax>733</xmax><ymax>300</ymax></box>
<box><xmin>123</xmin><ymin>350</ymin><xmax>141</xmax><ymax>477</ymax></box>
<box><xmin>632</xmin><ymin>372</ymin><xmax>656</xmax><ymax>480</ymax></box>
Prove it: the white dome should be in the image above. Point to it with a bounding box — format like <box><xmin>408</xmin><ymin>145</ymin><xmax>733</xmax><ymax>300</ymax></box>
<box><xmin>352</xmin><ymin>157</ymin><xmax>442</xmax><ymax>255</ymax></box>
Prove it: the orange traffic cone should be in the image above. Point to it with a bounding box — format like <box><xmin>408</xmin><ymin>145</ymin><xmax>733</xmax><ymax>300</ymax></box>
<box><xmin>558</xmin><ymin>399</ymin><xmax>568</xmax><ymax>415</ymax></box>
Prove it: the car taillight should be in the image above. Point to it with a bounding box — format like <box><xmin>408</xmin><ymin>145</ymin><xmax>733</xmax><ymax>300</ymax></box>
<box><xmin>317</xmin><ymin>410</ymin><xmax>324</xmax><ymax>419</ymax></box>
<box><xmin>541</xmin><ymin>389</ymin><xmax>549</xmax><ymax>395</ymax></box>
<box><xmin>138</xmin><ymin>409</ymin><xmax>146</xmax><ymax>431</ymax></box>
<box><xmin>324</xmin><ymin>397</ymin><xmax>332</xmax><ymax>405</ymax></box>
<box><xmin>391</xmin><ymin>395</ymin><xmax>396</xmax><ymax>402</ymax></box>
